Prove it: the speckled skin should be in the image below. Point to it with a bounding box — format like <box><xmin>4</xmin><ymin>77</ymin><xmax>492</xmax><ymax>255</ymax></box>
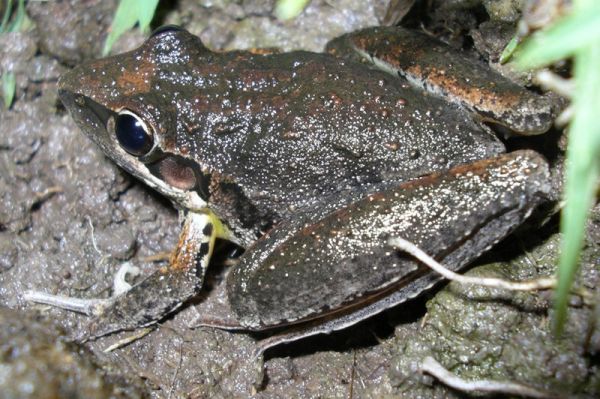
<box><xmin>59</xmin><ymin>27</ymin><xmax>506</xmax><ymax>246</ymax></box>
<box><xmin>228</xmin><ymin>150</ymin><xmax>550</xmax><ymax>329</ymax></box>
<box><xmin>327</xmin><ymin>27</ymin><xmax>555</xmax><ymax>135</ymax></box>
<box><xmin>56</xmin><ymin>27</ymin><xmax>551</xmax><ymax>343</ymax></box>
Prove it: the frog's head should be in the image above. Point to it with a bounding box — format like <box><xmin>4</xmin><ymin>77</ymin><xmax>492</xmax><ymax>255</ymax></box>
<box><xmin>58</xmin><ymin>25</ymin><xmax>212</xmax><ymax>212</ymax></box>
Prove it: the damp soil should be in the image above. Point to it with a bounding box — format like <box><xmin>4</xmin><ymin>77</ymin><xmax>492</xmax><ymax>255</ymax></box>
<box><xmin>1</xmin><ymin>1</ymin><xmax>598</xmax><ymax>398</ymax></box>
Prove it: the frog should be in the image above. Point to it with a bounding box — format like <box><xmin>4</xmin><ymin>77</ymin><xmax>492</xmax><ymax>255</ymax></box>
<box><xmin>25</xmin><ymin>25</ymin><xmax>552</xmax><ymax>353</ymax></box>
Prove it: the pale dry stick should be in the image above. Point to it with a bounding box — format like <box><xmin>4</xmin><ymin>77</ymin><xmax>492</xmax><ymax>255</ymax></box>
<box><xmin>390</xmin><ymin>237</ymin><xmax>562</xmax><ymax>398</ymax></box>
<box><xmin>24</xmin><ymin>263</ymin><xmax>139</xmax><ymax>315</ymax></box>
<box><xmin>111</xmin><ymin>262</ymin><xmax>140</xmax><ymax>296</ymax></box>
<box><xmin>85</xmin><ymin>215</ymin><xmax>102</xmax><ymax>255</ymax></box>
<box><xmin>534</xmin><ymin>70</ymin><xmax>574</xmax><ymax>127</ymax></box>
<box><xmin>387</xmin><ymin>237</ymin><xmax>556</xmax><ymax>292</ymax></box>
<box><xmin>555</xmin><ymin>105</ymin><xmax>575</xmax><ymax>127</ymax></box>
<box><xmin>23</xmin><ymin>290</ymin><xmax>101</xmax><ymax>316</ymax></box>
<box><xmin>31</xmin><ymin>186</ymin><xmax>62</xmax><ymax>207</ymax></box>
<box><xmin>535</xmin><ymin>70</ymin><xmax>574</xmax><ymax>98</ymax></box>
<box><xmin>139</xmin><ymin>251</ymin><xmax>171</xmax><ymax>263</ymax></box>
<box><xmin>420</xmin><ymin>357</ymin><xmax>560</xmax><ymax>399</ymax></box>
<box><xmin>103</xmin><ymin>327</ymin><xmax>154</xmax><ymax>353</ymax></box>
<box><xmin>348</xmin><ymin>350</ymin><xmax>356</xmax><ymax>399</ymax></box>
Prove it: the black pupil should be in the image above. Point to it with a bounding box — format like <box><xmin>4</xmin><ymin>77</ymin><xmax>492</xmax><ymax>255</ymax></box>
<box><xmin>114</xmin><ymin>112</ymin><xmax>153</xmax><ymax>156</ymax></box>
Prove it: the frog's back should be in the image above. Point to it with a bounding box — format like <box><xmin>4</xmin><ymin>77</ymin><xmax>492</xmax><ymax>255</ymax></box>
<box><xmin>59</xmin><ymin>27</ymin><xmax>505</xmax><ymax>245</ymax></box>
<box><xmin>164</xmin><ymin>42</ymin><xmax>502</xmax><ymax>228</ymax></box>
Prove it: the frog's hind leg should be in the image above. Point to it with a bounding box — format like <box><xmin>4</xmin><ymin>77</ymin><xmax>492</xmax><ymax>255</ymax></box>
<box><xmin>326</xmin><ymin>27</ymin><xmax>555</xmax><ymax>136</ymax></box>
<box><xmin>224</xmin><ymin>151</ymin><xmax>552</xmax><ymax>356</ymax></box>
<box><xmin>25</xmin><ymin>210</ymin><xmax>220</xmax><ymax>340</ymax></box>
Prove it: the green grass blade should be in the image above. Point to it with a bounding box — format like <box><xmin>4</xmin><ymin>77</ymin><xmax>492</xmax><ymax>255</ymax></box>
<box><xmin>133</xmin><ymin>0</ymin><xmax>158</xmax><ymax>31</ymax></box>
<box><xmin>499</xmin><ymin>34</ymin><xmax>520</xmax><ymax>64</ymax></box>
<box><xmin>553</xmin><ymin>39</ymin><xmax>600</xmax><ymax>333</ymax></box>
<box><xmin>1</xmin><ymin>72</ymin><xmax>16</xmax><ymax>109</ymax></box>
<box><xmin>0</xmin><ymin>0</ymin><xmax>14</xmax><ymax>33</ymax></box>
<box><xmin>516</xmin><ymin>5</ymin><xmax>600</xmax><ymax>69</ymax></box>
<box><xmin>103</xmin><ymin>0</ymin><xmax>159</xmax><ymax>56</ymax></box>
<box><xmin>274</xmin><ymin>0</ymin><xmax>310</xmax><ymax>20</ymax></box>
<box><xmin>7</xmin><ymin>0</ymin><xmax>25</xmax><ymax>32</ymax></box>
<box><xmin>515</xmin><ymin>1</ymin><xmax>600</xmax><ymax>334</ymax></box>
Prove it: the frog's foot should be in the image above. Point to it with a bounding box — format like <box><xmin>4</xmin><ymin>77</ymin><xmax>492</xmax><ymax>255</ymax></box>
<box><xmin>24</xmin><ymin>261</ymin><xmax>202</xmax><ymax>340</ymax></box>
<box><xmin>25</xmin><ymin>211</ymin><xmax>220</xmax><ymax>341</ymax></box>
<box><xmin>23</xmin><ymin>262</ymin><xmax>140</xmax><ymax>317</ymax></box>
<box><xmin>77</xmin><ymin>266</ymin><xmax>203</xmax><ymax>340</ymax></box>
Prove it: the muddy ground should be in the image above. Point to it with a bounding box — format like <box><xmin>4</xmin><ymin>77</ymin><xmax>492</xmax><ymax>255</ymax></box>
<box><xmin>1</xmin><ymin>1</ymin><xmax>599</xmax><ymax>398</ymax></box>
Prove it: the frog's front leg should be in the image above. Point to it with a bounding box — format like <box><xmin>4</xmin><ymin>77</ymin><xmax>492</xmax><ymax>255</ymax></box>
<box><xmin>25</xmin><ymin>210</ymin><xmax>221</xmax><ymax>339</ymax></box>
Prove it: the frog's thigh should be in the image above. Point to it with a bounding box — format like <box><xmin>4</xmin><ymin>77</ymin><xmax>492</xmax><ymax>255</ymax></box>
<box><xmin>326</xmin><ymin>27</ymin><xmax>553</xmax><ymax>135</ymax></box>
<box><xmin>82</xmin><ymin>210</ymin><xmax>220</xmax><ymax>338</ymax></box>
<box><xmin>227</xmin><ymin>151</ymin><xmax>550</xmax><ymax>338</ymax></box>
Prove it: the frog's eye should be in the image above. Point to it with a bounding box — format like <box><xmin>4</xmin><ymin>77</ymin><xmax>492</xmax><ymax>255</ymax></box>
<box><xmin>151</xmin><ymin>25</ymin><xmax>184</xmax><ymax>38</ymax></box>
<box><xmin>114</xmin><ymin>110</ymin><xmax>155</xmax><ymax>156</ymax></box>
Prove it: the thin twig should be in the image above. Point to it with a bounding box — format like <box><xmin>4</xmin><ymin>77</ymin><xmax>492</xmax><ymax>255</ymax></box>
<box><xmin>23</xmin><ymin>290</ymin><xmax>108</xmax><ymax>316</ymax></box>
<box><xmin>349</xmin><ymin>349</ymin><xmax>356</xmax><ymax>399</ymax></box>
<box><xmin>31</xmin><ymin>186</ymin><xmax>62</xmax><ymax>208</ymax></box>
<box><xmin>388</xmin><ymin>237</ymin><xmax>556</xmax><ymax>292</ymax></box>
<box><xmin>86</xmin><ymin>216</ymin><xmax>102</xmax><ymax>255</ymax></box>
<box><xmin>112</xmin><ymin>262</ymin><xmax>140</xmax><ymax>296</ymax></box>
<box><xmin>420</xmin><ymin>356</ymin><xmax>559</xmax><ymax>398</ymax></box>
<box><xmin>556</xmin><ymin>105</ymin><xmax>574</xmax><ymax>127</ymax></box>
<box><xmin>535</xmin><ymin>70</ymin><xmax>574</xmax><ymax>98</ymax></box>
<box><xmin>103</xmin><ymin>327</ymin><xmax>154</xmax><ymax>353</ymax></box>
<box><xmin>139</xmin><ymin>251</ymin><xmax>171</xmax><ymax>262</ymax></box>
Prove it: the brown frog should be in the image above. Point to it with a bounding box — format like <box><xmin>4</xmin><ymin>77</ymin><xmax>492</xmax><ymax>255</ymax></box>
<box><xmin>26</xmin><ymin>26</ymin><xmax>552</xmax><ymax>352</ymax></box>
